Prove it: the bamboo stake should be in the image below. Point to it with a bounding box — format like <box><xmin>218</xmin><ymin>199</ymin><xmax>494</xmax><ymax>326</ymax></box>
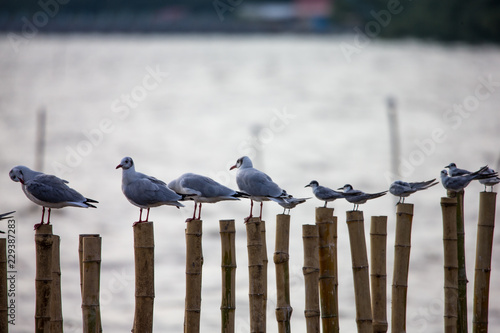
<box><xmin>0</xmin><ymin>239</ymin><xmax>6</xmax><ymax>333</ymax></box>
<box><xmin>184</xmin><ymin>219</ymin><xmax>203</xmax><ymax>333</ymax></box>
<box><xmin>220</xmin><ymin>220</ymin><xmax>236</xmax><ymax>333</ymax></box>
<box><xmin>261</xmin><ymin>220</ymin><xmax>268</xmax><ymax>326</ymax></box>
<box><xmin>391</xmin><ymin>203</ymin><xmax>414</xmax><ymax>333</ymax></box>
<box><xmin>315</xmin><ymin>207</ymin><xmax>339</xmax><ymax>333</ymax></box>
<box><xmin>274</xmin><ymin>214</ymin><xmax>293</xmax><ymax>333</ymax></box>
<box><xmin>35</xmin><ymin>224</ymin><xmax>53</xmax><ymax>333</ymax></box>
<box><xmin>79</xmin><ymin>234</ymin><xmax>102</xmax><ymax>333</ymax></box>
<box><xmin>370</xmin><ymin>216</ymin><xmax>388</xmax><ymax>333</ymax></box>
<box><xmin>133</xmin><ymin>222</ymin><xmax>155</xmax><ymax>333</ymax></box>
<box><xmin>246</xmin><ymin>217</ymin><xmax>265</xmax><ymax>333</ymax></box>
<box><xmin>50</xmin><ymin>235</ymin><xmax>63</xmax><ymax>333</ymax></box>
<box><xmin>346</xmin><ymin>210</ymin><xmax>372</xmax><ymax>333</ymax></box>
<box><xmin>473</xmin><ymin>192</ymin><xmax>497</xmax><ymax>333</ymax></box>
<box><xmin>302</xmin><ymin>224</ymin><xmax>320</xmax><ymax>333</ymax></box>
<box><xmin>442</xmin><ymin>197</ymin><xmax>458</xmax><ymax>333</ymax></box>
<box><xmin>82</xmin><ymin>236</ymin><xmax>102</xmax><ymax>333</ymax></box>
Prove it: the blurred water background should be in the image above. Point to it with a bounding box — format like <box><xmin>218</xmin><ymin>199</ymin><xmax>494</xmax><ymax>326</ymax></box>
<box><xmin>1</xmin><ymin>6</ymin><xmax>500</xmax><ymax>333</ymax></box>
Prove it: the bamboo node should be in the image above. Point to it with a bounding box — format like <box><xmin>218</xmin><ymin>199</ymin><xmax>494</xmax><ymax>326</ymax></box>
<box><xmin>304</xmin><ymin>310</ymin><xmax>321</xmax><ymax>317</ymax></box>
<box><xmin>185</xmin><ymin>232</ymin><xmax>202</xmax><ymax>237</ymax></box>
<box><xmin>475</xmin><ymin>268</ymin><xmax>491</xmax><ymax>273</ymax></box>
<box><xmin>302</xmin><ymin>266</ymin><xmax>320</xmax><ymax>275</ymax></box>
<box><xmin>185</xmin><ymin>309</ymin><xmax>201</xmax><ymax>313</ymax></box>
<box><xmin>273</xmin><ymin>251</ymin><xmax>289</xmax><ymax>263</ymax></box>
<box><xmin>221</xmin><ymin>264</ymin><xmax>237</xmax><ymax>268</ymax></box>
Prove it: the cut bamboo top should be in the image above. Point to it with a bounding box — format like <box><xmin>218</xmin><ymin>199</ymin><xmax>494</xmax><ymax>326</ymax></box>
<box><xmin>315</xmin><ymin>207</ymin><xmax>334</xmax><ymax>223</ymax></box>
<box><xmin>134</xmin><ymin>222</ymin><xmax>155</xmax><ymax>247</ymax></box>
<box><xmin>35</xmin><ymin>224</ymin><xmax>53</xmax><ymax>235</ymax></box>
<box><xmin>396</xmin><ymin>203</ymin><xmax>414</xmax><ymax>215</ymax></box>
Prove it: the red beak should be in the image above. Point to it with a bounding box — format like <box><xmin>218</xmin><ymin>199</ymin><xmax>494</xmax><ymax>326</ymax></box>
<box><xmin>116</xmin><ymin>164</ymin><xmax>122</xmax><ymax>169</ymax></box>
<box><xmin>229</xmin><ymin>165</ymin><xmax>236</xmax><ymax>170</ymax></box>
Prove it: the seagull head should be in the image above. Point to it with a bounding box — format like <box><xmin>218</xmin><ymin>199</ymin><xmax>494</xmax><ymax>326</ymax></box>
<box><xmin>116</xmin><ymin>157</ymin><xmax>134</xmax><ymax>170</ymax></box>
<box><xmin>338</xmin><ymin>184</ymin><xmax>353</xmax><ymax>192</ymax></box>
<box><xmin>305</xmin><ymin>180</ymin><xmax>319</xmax><ymax>188</ymax></box>
<box><xmin>9</xmin><ymin>166</ymin><xmax>28</xmax><ymax>184</ymax></box>
<box><xmin>445</xmin><ymin>163</ymin><xmax>457</xmax><ymax>169</ymax></box>
<box><xmin>230</xmin><ymin>156</ymin><xmax>252</xmax><ymax>170</ymax></box>
<box><xmin>440</xmin><ymin>170</ymin><xmax>449</xmax><ymax>178</ymax></box>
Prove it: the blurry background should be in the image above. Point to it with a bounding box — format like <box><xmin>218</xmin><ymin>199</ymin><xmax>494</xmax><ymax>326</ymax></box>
<box><xmin>1</xmin><ymin>1</ymin><xmax>500</xmax><ymax>332</ymax></box>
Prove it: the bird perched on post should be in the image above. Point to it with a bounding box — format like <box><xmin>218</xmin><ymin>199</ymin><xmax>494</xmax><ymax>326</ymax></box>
<box><xmin>389</xmin><ymin>179</ymin><xmax>438</xmax><ymax>204</ymax></box>
<box><xmin>337</xmin><ymin>184</ymin><xmax>387</xmax><ymax>211</ymax></box>
<box><xmin>168</xmin><ymin>172</ymin><xmax>248</xmax><ymax>222</ymax></box>
<box><xmin>444</xmin><ymin>163</ymin><xmax>473</xmax><ymax>176</ymax></box>
<box><xmin>116</xmin><ymin>157</ymin><xmax>184</xmax><ymax>225</ymax></box>
<box><xmin>440</xmin><ymin>165</ymin><xmax>494</xmax><ymax>192</ymax></box>
<box><xmin>478</xmin><ymin>167</ymin><xmax>500</xmax><ymax>192</ymax></box>
<box><xmin>229</xmin><ymin>156</ymin><xmax>293</xmax><ymax>222</ymax></box>
<box><xmin>305</xmin><ymin>180</ymin><xmax>348</xmax><ymax>208</ymax></box>
<box><xmin>268</xmin><ymin>190</ymin><xmax>310</xmax><ymax>215</ymax></box>
<box><xmin>9</xmin><ymin>165</ymin><xmax>98</xmax><ymax>230</ymax></box>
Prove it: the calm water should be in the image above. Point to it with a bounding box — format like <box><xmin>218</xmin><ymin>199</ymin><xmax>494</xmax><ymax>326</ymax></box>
<box><xmin>1</xmin><ymin>34</ymin><xmax>500</xmax><ymax>332</ymax></box>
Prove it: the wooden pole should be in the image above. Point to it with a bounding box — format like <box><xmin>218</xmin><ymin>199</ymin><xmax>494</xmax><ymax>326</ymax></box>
<box><xmin>35</xmin><ymin>224</ymin><xmax>53</xmax><ymax>333</ymax></box>
<box><xmin>220</xmin><ymin>220</ymin><xmax>236</xmax><ymax>333</ymax></box>
<box><xmin>184</xmin><ymin>219</ymin><xmax>203</xmax><ymax>333</ymax></box>
<box><xmin>50</xmin><ymin>235</ymin><xmax>63</xmax><ymax>333</ymax></box>
<box><xmin>246</xmin><ymin>217</ymin><xmax>265</xmax><ymax>333</ymax></box>
<box><xmin>391</xmin><ymin>203</ymin><xmax>414</xmax><ymax>333</ymax></box>
<box><xmin>346</xmin><ymin>210</ymin><xmax>373</xmax><ymax>333</ymax></box>
<box><xmin>274</xmin><ymin>214</ymin><xmax>293</xmax><ymax>333</ymax></box>
<box><xmin>302</xmin><ymin>224</ymin><xmax>320</xmax><ymax>333</ymax></box>
<box><xmin>442</xmin><ymin>197</ymin><xmax>458</xmax><ymax>333</ymax></box>
<box><xmin>0</xmin><ymin>239</ymin><xmax>6</xmax><ymax>333</ymax></box>
<box><xmin>473</xmin><ymin>192</ymin><xmax>497</xmax><ymax>333</ymax></box>
<box><xmin>370</xmin><ymin>216</ymin><xmax>388</xmax><ymax>333</ymax></box>
<box><xmin>79</xmin><ymin>234</ymin><xmax>102</xmax><ymax>332</ymax></box>
<box><xmin>133</xmin><ymin>222</ymin><xmax>155</xmax><ymax>333</ymax></box>
<box><xmin>82</xmin><ymin>236</ymin><xmax>102</xmax><ymax>333</ymax></box>
<box><xmin>315</xmin><ymin>207</ymin><xmax>339</xmax><ymax>333</ymax></box>
<box><xmin>261</xmin><ymin>220</ymin><xmax>268</xmax><ymax>327</ymax></box>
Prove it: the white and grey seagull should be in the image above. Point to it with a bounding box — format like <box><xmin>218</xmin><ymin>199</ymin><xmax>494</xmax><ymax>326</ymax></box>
<box><xmin>440</xmin><ymin>165</ymin><xmax>494</xmax><ymax>192</ymax></box>
<box><xmin>478</xmin><ymin>167</ymin><xmax>500</xmax><ymax>191</ymax></box>
<box><xmin>9</xmin><ymin>165</ymin><xmax>98</xmax><ymax>229</ymax></box>
<box><xmin>168</xmin><ymin>172</ymin><xmax>248</xmax><ymax>221</ymax></box>
<box><xmin>445</xmin><ymin>163</ymin><xmax>473</xmax><ymax>176</ymax></box>
<box><xmin>230</xmin><ymin>156</ymin><xmax>289</xmax><ymax>222</ymax></box>
<box><xmin>116</xmin><ymin>157</ymin><xmax>184</xmax><ymax>225</ymax></box>
<box><xmin>389</xmin><ymin>178</ymin><xmax>438</xmax><ymax>204</ymax></box>
<box><xmin>305</xmin><ymin>180</ymin><xmax>348</xmax><ymax>208</ymax></box>
<box><xmin>269</xmin><ymin>190</ymin><xmax>310</xmax><ymax>215</ymax></box>
<box><xmin>338</xmin><ymin>184</ymin><xmax>387</xmax><ymax>211</ymax></box>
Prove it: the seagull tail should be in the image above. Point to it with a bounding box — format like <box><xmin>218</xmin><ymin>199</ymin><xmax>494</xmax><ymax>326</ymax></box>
<box><xmin>85</xmin><ymin>198</ymin><xmax>98</xmax><ymax>208</ymax></box>
<box><xmin>234</xmin><ymin>191</ymin><xmax>251</xmax><ymax>199</ymax></box>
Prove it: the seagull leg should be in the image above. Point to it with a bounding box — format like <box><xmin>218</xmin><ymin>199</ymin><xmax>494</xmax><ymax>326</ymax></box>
<box><xmin>258</xmin><ymin>202</ymin><xmax>263</xmax><ymax>221</ymax></box>
<box><xmin>323</xmin><ymin>201</ymin><xmax>327</xmax><ymax>208</ymax></box>
<box><xmin>244</xmin><ymin>200</ymin><xmax>254</xmax><ymax>223</ymax></box>
<box><xmin>145</xmin><ymin>208</ymin><xmax>150</xmax><ymax>222</ymax></box>
<box><xmin>47</xmin><ymin>208</ymin><xmax>52</xmax><ymax>224</ymax></box>
<box><xmin>34</xmin><ymin>207</ymin><xmax>45</xmax><ymax>230</ymax></box>
<box><xmin>197</xmin><ymin>203</ymin><xmax>202</xmax><ymax>220</ymax></box>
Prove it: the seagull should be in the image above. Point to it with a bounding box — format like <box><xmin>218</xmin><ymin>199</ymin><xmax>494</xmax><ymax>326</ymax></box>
<box><xmin>305</xmin><ymin>180</ymin><xmax>348</xmax><ymax>207</ymax></box>
<box><xmin>389</xmin><ymin>179</ymin><xmax>439</xmax><ymax>204</ymax></box>
<box><xmin>440</xmin><ymin>166</ymin><xmax>494</xmax><ymax>192</ymax></box>
<box><xmin>269</xmin><ymin>191</ymin><xmax>310</xmax><ymax>215</ymax></box>
<box><xmin>9</xmin><ymin>166</ymin><xmax>98</xmax><ymax>230</ymax></box>
<box><xmin>168</xmin><ymin>172</ymin><xmax>248</xmax><ymax>221</ymax></box>
<box><xmin>445</xmin><ymin>163</ymin><xmax>473</xmax><ymax>176</ymax></box>
<box><xmin>116</xmin><ymin>157</ymin><xmax>184</xmax><ymax>225</ymax></box>
<box><xmin>337</xmin><ymin>184</ymin><xmax>387</xmax><ymax>211</ymax></box>
<box><xmin>230</xmin><ymin>156</ymin><xmax>288</xmax><ymax>222</ymax></box>
<box><xmin>478</xmin><ymin>167</ymin><xmax>500</xmax><ymax>191</ymax></box>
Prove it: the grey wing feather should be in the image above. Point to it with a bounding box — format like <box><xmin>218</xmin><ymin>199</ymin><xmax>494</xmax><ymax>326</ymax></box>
<box><xmin>27</xmin><ymin>175</ymin><xmax>86</xmax><ymax>203</ymax></box>
<box><xmin>127</xmin><ymin>178</ymin><xmax>182</xmax><ymax>206</ymax></box>
<box><xmin>238</xmin><ymin>169</ymin><xmax>282</xmax><ymax>197</ymax></box>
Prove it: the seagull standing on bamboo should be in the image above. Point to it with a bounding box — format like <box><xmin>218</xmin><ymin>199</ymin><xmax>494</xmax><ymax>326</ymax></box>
<box><xmin>270</xmin><ymin>190</ymin><xmax>310</xmax><ymax>215</ymax></box>
<box><xmin>9</xmin><ymin>166</ymin><xmax>98</xmax><ymax>230</ymax></box>
<box><xmin>478</xmin><ymin>167</ymin><xmax>500</xmax><ymax>191</ymax></box>
<box><xmin>168</xmin><ymin>172</ymin><xmax>248</xmax><ymax>222</ymax></box>
<box><xmin>116</xmin><ymin>157</ymin><xmax>184</xmax><ymax>225</ymax></box>
<box><xmin>440</xmin><ymin>166</ymin><xmax>494</xmax><ymax>192</ymax></box>
<box><xmin>389</xmin><ymin>179</ymin><xmax>438</xmax><ymax>204</ymax></box>
<box><xmin>445</xmin><ymin>162</ymin><xmax>475</xmax><ymax>176</ymax></box>
<box><xmin>305</xmin><ymin>180</ymin><xmax>348</xmax><ymax>208</ymax></box>
<box><xmin>229</xmin><ymin>156</ymin><xmax>290</xmax><ymax>222</ymax></box>
<box><xmin>338</xmin><ymin>184</ymin><xmax>387</xmax><ymax>211</ymax></box>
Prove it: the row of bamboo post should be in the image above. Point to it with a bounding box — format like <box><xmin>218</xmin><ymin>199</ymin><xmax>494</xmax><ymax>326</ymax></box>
<box><xmin>4</xmin><ymin>189</ymin><xmax>496</xmax><ymax>332</ymax></box>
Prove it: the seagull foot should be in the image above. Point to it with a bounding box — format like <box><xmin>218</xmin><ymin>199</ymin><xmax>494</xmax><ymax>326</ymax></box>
<box><xmin>244</xmin><ymin>215</ymin><xmax>253</xmax><ymax>223</ymax></box>
<box><xmin>132</xmin><ymin>220</ymin><xmax>147</xmax><ymax>227</ymax></box>
<box><xmin>33</xmin><ymin>222</ymin><xmax>43</xmax><ymax>230</ymax></box>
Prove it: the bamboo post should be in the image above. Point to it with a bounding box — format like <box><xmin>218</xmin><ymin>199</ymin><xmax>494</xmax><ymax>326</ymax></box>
<box><xmin>261</xmin><ymin>220</ymin><xmax>268</xmax><ymax>326</ymax></box>
<box><xmin>346</xmin><ymin>210</ymin><xmax>373</xmax><ymax>333</ymax></box>
<box><xmin>246</xmin><ymin>217</ymin><xmax>265</xmax><ymax>333</ymax></box>
<box><xmin>82</xmin><ymin>236</ymin><xmax>102</xmax><ymax>333</ymax></box>
<box><xmin>315</xmin><ymin>207</ymin><xmax>339</xmax><ymax>333</ymax></box>
<box><xmin>184</xmin><ymin>219</ymin><xmax>203</xmax><ymax>333</ymax></box>
<box><xmin>50</xmin><ymin>235</ymin><xmax>63</xmax><ymax>333</ymax></box>
<box><xmin>473</xmin><ymin>192</ymin><xmax>497</xmax><ymax>333</ymax></box>
<box><xmin>442</xmin><ymin>197</ymin><xmax>459</xmax><ymax>333</ymax></box>
<box><xmin>220</xmin><ymin>220</ymin><xmax>236</xmax><ymax>333</ymax></box>
<box><xmin>302</xmin><ymin>224</ymin><xmax>320</xmax><ymax>333</ymax></box>
<box><xmin>274</xmin><ymin>214</ymin><xmax>293</xmax><ymax>332</ymax></box>
<box><xmin>35</xmin><ymin>224</ymin><xmax>53</xmax><ymax>333</ymax></box>
<box><xmin>133</xmin><ymin>222</ymin><xmax>155</xmax><ymax>333</ymax></box>
<box><xmin>0</xmin><ymin>239</ymin><xmax>6</xmax><ymax>333</ymax></box>
<box><xmin>370</xmin><ymin>216</ymin><xmax>388</xmax><ymax>333</ymax></box>
<box><xmin>391</xmin><ymin>203</ymin><xmax>414</xmax><ymax>333</ymax></box>
<box><xmin>79</xmin><ymin>234</ymin><xmax>102</xmax><ymax>332</ymax></box>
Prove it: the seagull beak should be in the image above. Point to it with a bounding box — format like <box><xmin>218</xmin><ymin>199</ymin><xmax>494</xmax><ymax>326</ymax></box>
<box><xmin>116</xmin><ymin>164</ymin><xmax>122</xmax><ymax>169</ymax></box>
<box><xmin>229</xmin><ymin>165</ymin><xmax>236</xmax><ymax>170</ymax></box>
<box><xmin>304</xmin><ymin>184</ymin><xmax>310</xmax><ymax>188</ymax></box>
<box><xmin>337</xmin><ymin>187</ymin><xmax>343</xmax><ymax>190</ymax></box>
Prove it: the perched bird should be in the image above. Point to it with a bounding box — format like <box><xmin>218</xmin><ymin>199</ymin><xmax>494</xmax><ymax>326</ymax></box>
<box><xmin>337</xmin><ymin>184</ymin><xmax>387</xmax><ymax>211</ymax></box>
<box><xmin>9</xmin><ymin>166</ymin><xmax>98</xmax><ymax>229</ymax></box>
<box><xmin>305</xmin><ymin>180</ymin><xmax>348</xmax><ymax>208</ymax></box>
<box><xmin>269</xmin><ymin>191</ymin><xmax>310</xmax><ymax>215</ymax></box>
<box><xmin>230</xmin><ymin>156</ymin><xmax>289</xmax><ymax>222</ymax></box>
<box><xmin>116</xmin><ymin>157</ymin><xmax>184</xmax><ymax>225</ymax></box>
<box><xmin>445</xmin><ymin>163</ymin><xmax>473</xmax><ymax>176</ymax></box>
<box><xmin>168</xmin><ymin>172</ymin><xmax>247</xmax><ymax>221</ymax></box>
<box><xmin>440</xmin><ymin>165</ymin><xmax>494</xmax><ymax>192</ymax></box>
<box><xmin>389</xmin><ymin>179</ymin><xmax>438</xmax><ymax>204</ymax></box>
<box><xmin>478</xmin><ymin>167</ymin><xmax>500</xmax><ymax>191</ymax></box>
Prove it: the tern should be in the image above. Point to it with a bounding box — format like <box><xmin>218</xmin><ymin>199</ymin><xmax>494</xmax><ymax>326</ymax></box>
<box><xmin>305</xmin><ymin>180</ymin><xmax>348</xmax><ymax>208</ymax></box>
<box><xmin>445</xmin><ymin>163</ymin><xmax>473</xmax><ymax>176</ymax></box>
<box><xmin>9</xmin><ymin>166</ymin><xmax>98</xmax><ymax>229</ymax></box>
<box><xmin>389</xmin><ymin>179</ymin><xmax>438</xmax><ymax>204</ymax></box>
<box><xmin>168</xmin><ymin>172</ymin><xmax>248</xmax><ymax>221</ymax></box>
<box><xmin>478</xmin><ymin>167</ymin><xmax>500</xmax><ymax>191</ymax></box>
<box><xmin>116</xmin><ymin>157</ymin><xmax>184</xmax><ymax>225</ymax></box>
<box><xmin>338</xmin><ymin>184</ymin><xmax>387</xmax><ymax>211</ymax></box>
<box><xmin>440</xmin><ymin>165</ymin><xmax>494</xmax><ymax>192</ymax></box>
<box><xmin>269</xmin><ymin>191</ymin><xmax>310</xmax><ymax>214</ymax></box>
